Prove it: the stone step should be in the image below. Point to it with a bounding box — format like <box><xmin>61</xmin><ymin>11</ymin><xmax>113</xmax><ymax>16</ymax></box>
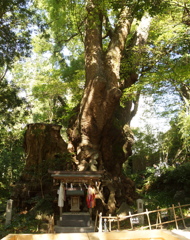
<box><xmin>59</xmin><ymin>214</ymin><xmax>90</xmax><ymax>221</ymax></box>
<box><xmin>54</xmin><ymin>225</ymin><xmax>94</xmax><ymax>233</ymax></box>
<box><xmin>57</xmin><ymin>219</ymin><xmax>91</xmax><ymax>227</ymax></box>
<box><xmin>57</xmin><ymin>212</ymin><xmax>91</xmax><ymax>227</ymax></box>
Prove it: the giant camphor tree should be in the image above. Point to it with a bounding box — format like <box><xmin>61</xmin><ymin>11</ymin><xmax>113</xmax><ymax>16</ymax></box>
<box><xmin>32</xmin><ymin>0</ymin><xmax>172</xmax><ymax>212</ymax></box>
<box><xmin>3</xmin><ymin>0</ymin><xmax>189</xmax><ymax>213</ymax></box>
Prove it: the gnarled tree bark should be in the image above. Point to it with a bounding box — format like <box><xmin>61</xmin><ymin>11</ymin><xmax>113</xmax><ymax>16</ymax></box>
<box><xmin>67</xmin><ymin>2</ymin><xmax>152</xmax><ymax>213</ymax></box>
<box><xmin>13</xmin><ymin>123</ymin><xmax>69</xmax><ymax>209</ymax></box>
<box><xmin>67</xmin><ymin>1</ymin><xmax>135</xmax><ymax>213</ymax></box>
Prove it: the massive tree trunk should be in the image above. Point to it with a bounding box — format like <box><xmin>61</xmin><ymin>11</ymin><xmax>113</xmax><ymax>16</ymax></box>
<box><xmin>13</xmin><ymin>123</ymin><xmax>69</xmax><ymax>209</ymax></box>
<box><xmin>24</xmin><ymin>123</ymin><xmax>68</xmax><ymax>174</ymax></box>
<box><xmin>67</xmin><ymin>2</ymin><xmax>152</xmax><ymax>213</ymax></box>
<box><xmin>67</xmin><ymin>1</ymin><xmax>135</xmax><ymax>213</ymax></box>
<box><xmin>68</xmin><ymin>2</ymin><xmax>133</xmax><ymax>172</ymax></box>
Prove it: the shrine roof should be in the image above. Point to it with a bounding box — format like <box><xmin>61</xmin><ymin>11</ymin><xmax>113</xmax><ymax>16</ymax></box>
<box><xmin>48</xmin><ymin>170</ymin><xmax>104</xmax><ymax>183</ymax></box>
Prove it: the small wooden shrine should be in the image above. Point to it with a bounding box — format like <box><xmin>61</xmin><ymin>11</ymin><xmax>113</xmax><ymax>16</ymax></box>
<box><xmin>49</xmin><ymin>170</ymin><xmax>103</xmax><ymax>213</ymax></box>
<box><xmin>48</xmin><ymin>170</ymin><xmax>104</xmax><ymax>233</ymax></box>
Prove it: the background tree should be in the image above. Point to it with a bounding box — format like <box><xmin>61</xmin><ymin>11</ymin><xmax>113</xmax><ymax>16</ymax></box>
<box><xmin>0</xmin><ymin>129</ymin><xmax>25</xmax><ymax>200</ymax></box>
<box><xmin>0</xmin><ymin>0</ymin><xmax>35</xmax><ymax>202</ymax></box>
<box><xmin>124</xmin><ymin>0</ymin><xmax>190</xmax><ymax>173</ymax></box>
<box><xmin>0</xmin><ymin>76</ymin><xmax>31</xmax><ymax>198</ymax></box>
<box><xmin>125</xmin><ymin>126</ymin><xmax>160</xmax><ymax>174</ymax></box>
<box><xmin>0</xmin><ymin>0</ymin><xmax>35</xmax><ymax>80</ymax></box>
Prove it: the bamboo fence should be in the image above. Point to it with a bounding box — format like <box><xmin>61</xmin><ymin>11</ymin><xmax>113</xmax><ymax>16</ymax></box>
<box><xmin>95</xmin><ymin>202</ymin><xmax>190</xmax><ymax>232</ymax></box>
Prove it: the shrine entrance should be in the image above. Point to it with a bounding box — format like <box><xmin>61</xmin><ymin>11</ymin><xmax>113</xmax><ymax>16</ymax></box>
<box><xmin>49</xmin><ymin>170</ymin><xmax>103</xmax><ymax>233</ymax></box>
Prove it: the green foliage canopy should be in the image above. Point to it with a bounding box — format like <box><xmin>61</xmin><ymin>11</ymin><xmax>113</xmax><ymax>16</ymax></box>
<box><xmin>0</xmin><ymin>0</ymin><xmax>35</xmax><ymax>76</ymax></box>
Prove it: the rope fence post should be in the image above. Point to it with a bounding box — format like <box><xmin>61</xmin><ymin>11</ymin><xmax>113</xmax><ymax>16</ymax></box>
<box><xmin>129</xmin><ymin>211</ymin><xmax>133</xmax><ymax>230</ymax></box>
<box><xmin>146</xmin><ymin>209</ymin><xmax>151</xmax><ymax>230</ymax></box>
<box><xmin>117</xmin><ymin>215</ymin><xmax>120</xmax><ymax>231</ymax></box>
<box><xmin>178</xmin><ymin>202</ymin><xmax>186</xmax><ymax>229</ymax></box>
<box><xmin>156</xmin><ymin>207</ymin><xmax>159</xmax><ymax>229</ymax></box>
<box><xmin>104</xmin><ymin>218</ymin><xmax>108</xmax><ymax>232</ymax></box>
<box><xmin>172</xmin><ymin>204</ymin><xmax>178</xmax><ymax>229</ymax></box>
<box><xmin>108</xmin><ymin>214</ymin><xmax>112</xmax><ymax>232</ymax></box>
<box><xmin>99</xmin><ymin>212</ymin><xmax>102</xmax><ymax>232</ymax></box>
<box><xmin>158</xmin><ymin>210</ymin><xmax>162</xmax><ymax>229</ymax></box>
<box><xmin>156</xmin><ymin>207</ymin><xmax>162</xmax><ymax>229</ymax></box>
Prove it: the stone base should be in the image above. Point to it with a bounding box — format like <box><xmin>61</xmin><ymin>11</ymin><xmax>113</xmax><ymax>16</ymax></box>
<box><xmin>57</xmin><ymin>212</ymin><xmax>91</xmax><ymax>228</ymax></box>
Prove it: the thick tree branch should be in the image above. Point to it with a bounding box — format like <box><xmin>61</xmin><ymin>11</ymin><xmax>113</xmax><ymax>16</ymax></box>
<box><xmin>108</xmin><ymin>6</ymin><xmax>133</xmax><ymax>53</ymax></box>
<box><xmin>84</xmin><ymin>0</ymin><xmax>104</xmax><ymax>86</ymax></box>
<box><xmin>105</xmin><ymin>7</ymin><xmax>133</xmax><ymax>86</ymax></box>
<box><xmin>118</xmin><ymin>15</ymin><xmax>152</xmax><ymax>124</ymax></box>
